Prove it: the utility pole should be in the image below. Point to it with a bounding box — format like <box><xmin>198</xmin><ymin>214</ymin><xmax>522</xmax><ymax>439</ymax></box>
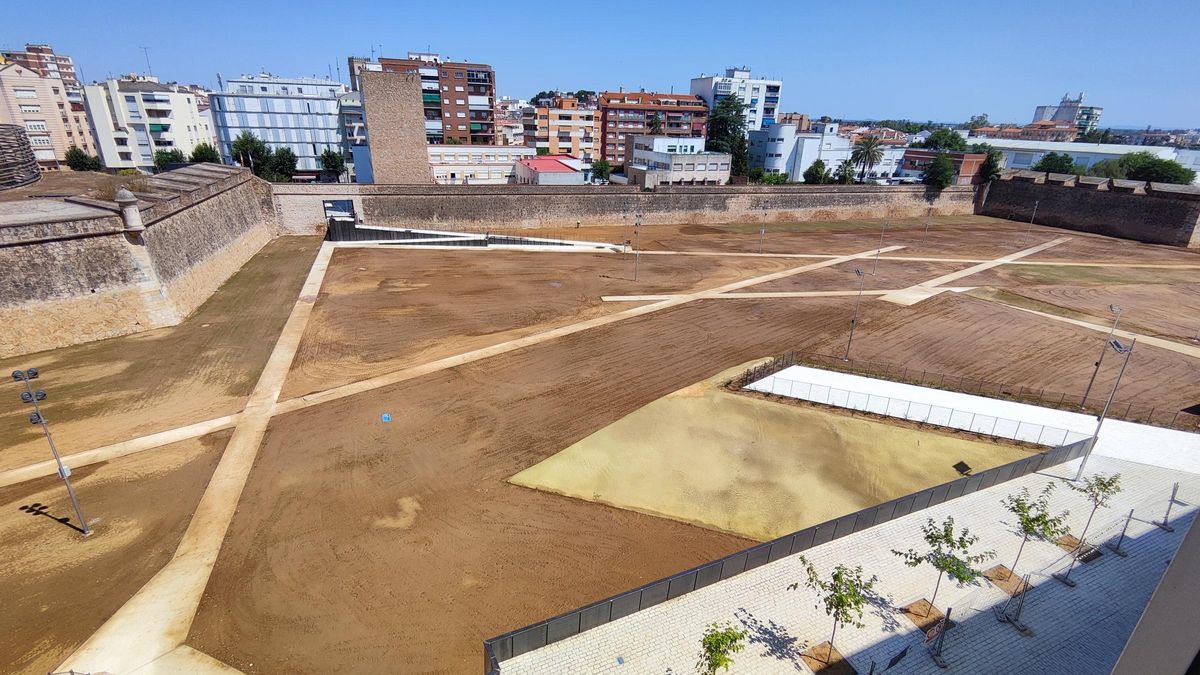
<box><xmin>872</xmin><ymin>221</ymin><xmax>888</xmax><ymax>275</ymax></box>
<box><xmin>12</xmin><ymin>369</ymin><xmax>91</xmax><ymax>536</ymax></box>
<box><xmin>1022</xmin><ymin>199</ymin><xmax>1040</xmax><ymax>246</ymax></box>
<box><xmin>844</xmin><ymin>268</ymin><xmax>866</xmax><ymax>361</ymax></box>
<box><xmin>1075</xmin><ymin>337</ymin><xmax>1135</xmax><ymax>481</ymax></box>
<box><xmin>634</xmin><ymin>210</ymin><xmax>642</xmax><ymax>281</ymax></box>
<box><xmin>1081</xmin><ymin>304</ymin><xmax>1122</xmax><ymax>408</ymax></box>
<box><xmin>759</xmin><ymin>207</ymin><xmax>767</xmax><ymax>254</ymax></box>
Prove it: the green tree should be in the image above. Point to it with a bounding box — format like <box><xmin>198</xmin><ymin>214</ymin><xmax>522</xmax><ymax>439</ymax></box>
<box><xmin>1086</xmin><ymin>158</ymin><xmax>1126</xmax><ymax>179</ymax></box>
<box><xmin>531</xmin><ymin>90</ymin><xmax>557</xmax><ymax>103</ymax></box>
<box><xmin>573</xmin><ymin>89</ymin><xmax>596</xmax><ymax>104</ymax></box>
<box><xmin>761</xmin><ymin>172</ymin><xmax>788</xmax><ymax>185</ymax></box>
<box><xmin>851</xmin><ymin>135</ymin><xmax>885</xmax><ymax>180</ymax></box>
<box><xmin>268</xmin><ymin>147</ymin><xmax>298</xmax><ymax>180</ymax></box>
<box><xmin>1031</xmin><ymin>152</ymin><xmax>1084</xmax><ymax>175</ymax></box>
<box><xmin>922</xmin><ymin>152</ymin><xmax>957</xmax><ymax>189</ymax></box>
<box><xmin>590</xmin><ymin>159</ymin><xmax>612</xmax><ymax>181</ymax></box>
<box><xmin>893</xmin><ymin>517</ymin><xmax>995</xmax><ymax>616</ymax></box>
<box><xmin>64</xmin><ymin>146</ymin><xmax>103</xmax><ymax>171</ymax></box>
<box><xmin>231</xmin><ymin>132</ymin><xmax>272</xmax><ymax>176</ymax></box>
<box><xmin>535</xmin><ymin>147</ymin><xmax>549</xmax><ymax>156</ymax></box>
<box><xmin>696</xmin><ymin>622</ymin><xmax>748</xmax><ymax>675</ymax></box>
<box><xmin>789</xmin><ymin>557</ymin><xmax>875</xmax><ymax>661</ymax></box>
<box><xmin>833</xmin><ymin>159</ymin><xmax>855</xmax><ymax>184</ymax></box>
<box><xmin>748</xmin><ymin>167</ymin><xmax>765</xmax><ymax>183</ymax></box>
<box><xmin>320</xmin><ymin>149</ymin><xmax>346</xmax><ymax>179</ymax></box>
<box><xmin>966</xmin><ymin>113</ymin><xmax>990</xmax><ymax>130</ymax></box>
<box><xmin>189</xmin><ymin>142</ymin><xmax>221</xmax><ymax>163</ymax></box>
<box><xmin>445</xmin><ymin>137</ymin><xmax>464</xmax><ymax>145</ymax></box>
<box><xmin>1119</xmin><ymin>151</ymin><xmax>1196</xmax><ymax>184</ymax></box>
<box><xmin>803</xmin><ymin>158</ymin><xmax>831</xmax><ymax>184</ymax></box>
<box><xmin>1002</xmin><ymin>484</ymin><xmax>1070</xmax><ymax>580</ymax></box>
<box><xmin>974</xmin><ymin>143</ymin><xmax>1003</xmax><ymax>183</ymax></box>
<box><xmin>918</xmin><ymin>128</ymin><xmax>968</xmax><ymax>152</ymax></box>
<box><xmin>706</xmin><ymin>94</ymin><xmax>748</xmax><ymax>176</ymax></box>
<box><xmin>647</xmin><ymin>113</ymin><xmax>664</xmax><ymax>135</ymax></box>
<box><xmin>153</xmin><ymin>148</ymin><xmax>187</xmax><ymax>171</ymax></box>
<box><xmin>1067</xmin><ymin>473</ymin><xmax>1122</xmax><ymax>548</ymax></box>
<box><xmin>1077</xmin><ymin>128</ymin><xmax>1116</xmax><ymax>144</ymax></box>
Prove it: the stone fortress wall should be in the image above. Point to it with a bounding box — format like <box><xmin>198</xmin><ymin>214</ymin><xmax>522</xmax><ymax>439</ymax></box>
<box><xmin>0</xmin><ymin>164</ymin><xmax>277</xmax><ymax>357</ymax></box>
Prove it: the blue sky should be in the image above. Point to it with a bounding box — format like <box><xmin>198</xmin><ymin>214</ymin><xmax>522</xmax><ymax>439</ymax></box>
<box><xmin>4</xmin><ymin>0</ymin><xmax>1198</xmax><ymax>128</ymax></box>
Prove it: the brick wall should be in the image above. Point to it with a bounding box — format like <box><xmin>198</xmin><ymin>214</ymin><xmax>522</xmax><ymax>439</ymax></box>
<box><xmin>980</xmin><ymin>175</ymin><xmax>1200</xmax><ymax>248</ymax></box>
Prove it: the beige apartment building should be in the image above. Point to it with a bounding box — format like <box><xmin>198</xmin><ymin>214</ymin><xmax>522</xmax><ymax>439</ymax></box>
<box><xmin>522</xmin><ymin>96</ymin><xmax>600</xmax><ymax>161</ymax></box>
<box><xmin>0</xmin><ymin>62</ymin><xmax>94</xmax><ymax>170</ymax></box>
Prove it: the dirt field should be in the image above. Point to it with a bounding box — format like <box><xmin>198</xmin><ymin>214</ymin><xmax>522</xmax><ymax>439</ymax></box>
<box><xmin>745</xmin><ymin>259</ymin><xmax>975</xmax><ymax>293</ymax></box>
<box><xmin>0</xmin><ymin>170</ymin><xmax>152</xmax><ymax>203</ymax></box>
<box><xmin>7</xmin><ymin>214</ymin><xmax>1200</xmax><ymax>675</ymax></box>
<box><xmin>0</xmin><ymin>236</ymin><xmax>321</xmax><ymax>472</ymax></box>
<box><xmin>0</xmin><ymin>431</ymin><xmax>226</xmax><ymax>674</ymax></box>
<box><xmin>511</xmin><ymin>365</ymin><xmax>1036</xmax><ymax>541</ymax></box>
<box><xmin>1002</xmin><ymin>283</ymin><xmax>1200</xmax><ymax>342</ymax></box>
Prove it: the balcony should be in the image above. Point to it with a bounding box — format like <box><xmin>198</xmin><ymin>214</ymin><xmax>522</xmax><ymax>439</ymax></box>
<box><xmin>422</xmin><ymin>93</ymin><xmax>442</xmax><ymax>104</ymax></box>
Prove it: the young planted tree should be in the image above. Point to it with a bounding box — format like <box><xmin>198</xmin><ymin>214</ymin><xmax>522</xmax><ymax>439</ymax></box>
<box><xmin>696</xmin><ymin>622</ymin><xmax>748</xmax><ymax>675</ymax></box>
<box><xmin>1002</xmin><ymin>484</ymin><xmax>1070</xmax><ymax>579</ymax></box>
<box><xmin>189</xmin><ymin>142</ymin><xmax>221</xmax><ymax>163</ymax></box>
<box><xmin>893</xmin><ymin>517</ymin><xmax>995</xmax><ymax>616</ymax></box>
<box><xmin>1067</xmin><ymin>473</ymin><xmax>1122</xmax><ymax>546</ymax></box>
<box><xmin>789</xmin><ymin>557</ymin><xmax>875</xmax><ymax>660</ymax></box>
<box><xmin>803</xmin><ymin>158</ymin><xmax>831</xmax><ymax>184</ymax></box>
<box><xmin>833</xmin><ymin>159</ymin><xmax>855</xmax><ymax>184</ymax></box>
<box><xmin>851</xmin><ymin>135</ymin><xmax>884</xmax><ymax>180</ymax></box>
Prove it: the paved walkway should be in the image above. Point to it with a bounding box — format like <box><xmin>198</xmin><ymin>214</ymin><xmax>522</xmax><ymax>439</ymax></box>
<box><xmin>500</xmin><ymin>452</ymin><xmax>1200</xmax><ymax>675</ymax></box>
<box><xmin>879</xmin><ymin>237</ymin><xmax>1070</xmax><ymax>305</ymax></box>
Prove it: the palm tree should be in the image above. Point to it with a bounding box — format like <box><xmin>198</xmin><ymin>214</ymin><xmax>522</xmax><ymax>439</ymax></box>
<box><xmin>648</xmin><ymin>113</ymin><xmax>664</xmax><ymax>135</ymax></box>
<box><xmin>851</xmin><ymin>135</ymin><xmax>885</xmax><ymax>182</ymax></box>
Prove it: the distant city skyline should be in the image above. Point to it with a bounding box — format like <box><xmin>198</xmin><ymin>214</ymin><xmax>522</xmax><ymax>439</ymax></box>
<box><xmin>3</xmin><ymin>0</ymin><xmax>1198</xmax><ymax>129</ymax></box>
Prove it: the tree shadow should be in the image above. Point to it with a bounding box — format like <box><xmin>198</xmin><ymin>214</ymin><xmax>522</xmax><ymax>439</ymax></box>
<box><xmin>734</xmin><ymin>607</ymin><xmax>807</xmax><ymax>671</ymax></box>
<box><xmin>863</xmin><ymin>581</ymin><xmax>903</xmax><ymax>632</ymax></box>
<box><xmin>18</xmin><ymin>502</ymin><xmax>87</xmax><ymax>534</ymax></box>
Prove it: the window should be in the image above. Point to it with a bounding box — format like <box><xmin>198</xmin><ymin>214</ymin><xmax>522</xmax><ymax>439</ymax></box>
<box><xmin>719</xmin><ymin>163</ymin><xmax>729</xmax><ymax>170</ymax></box>
<box><xmin>458</xmin><ymin>124</ymin><xmax>466</xmax><ymax>130</ymax></box>
<box><xmin>708</xmin><ymin>162</ymin><xmax>718</xmax><ymax>170</ymax></box>
<box><xmin>25</xmin><ymin>120</ymin><xmax>47</xmax><ymax>132</ymax></box>
<box><xmin>472</xmin><ymin>154</ymin><xmax>482</xmax><ymax>162</ymax></box>
<box><xmin>454</xmin><ymin>71</ymin><xmax>464</xmax><ymax>78</ymax></box>
<box><xmin>456</xmin><ymin>112</ymin><xmax>465</xmax><ymax>118</ymax></box>
<box><xmin>455</xmin><ymin>99</ymin><xmax>465</xmax><ymax>105</ymax></box>
<box><xmin>673</xmin><ymin>163</ymin><xmax>683</xmax><ymax>170</ymax></box>
<box><xmin>260</xmin><ymin>86</ymin><xmax>267</xmax><ymax>92</ymax></box>
<box><xmin>443</xmin><ymin>98</ymin><xmax>450</xmax><ymax>104</ymax></box>
<box><xmin>19</xmin><ymin>104</ymin><xmax>41</xmax><ymax>113</ymax></box>
<box><xmin>685</xmin><ymin>163</ymin><xmax>695</xmax><ymax>170</ymax></box>
<box><xmin>29</xmin><ymin>136</ymin><xmax>51</xmax><ymax>146</ymax></box>
<box><xmin>455</xmin><ymin>86</ymin><xmax>464</xmax><ymax>92</ymax></box>
<box><xmin>697</xmin><ymin>164</ymin><xmax>707</xmax><ymax>171</ymax></box>
<box><xmin>430</xmin><ymin>153</ymin><xmax>441</xmax><ymax>162</ymax></box>
<box><xmin>14</xmin><ymin>88</ymin><xmax>37</xmax><ymax>99</ymax></box>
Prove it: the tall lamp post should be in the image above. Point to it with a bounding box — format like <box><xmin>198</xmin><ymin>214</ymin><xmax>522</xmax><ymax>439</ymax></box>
<box><xmin>11</xmin><ymin>368</ymin><xmax>92</xmax><ymax>536</ymax></box>
<box><xmin>1075</xmin><ymin>337</ymin><xmax>1135</xmax><ymax>481</ymax></box>
<box><xmin>759</xmin><ymin>207</ymin><xmax>767</xmax><ymax>254</ymax></box>
<box><xmin>633</xmin><ymin>210</ymin><xmax>642</xmax><ymax>281</ymax></box>
<box><xmin>844</xmin><ymin>268</ymin><xmax>866</xmax><ymax>361</ymax></box>
<box><xmin>872</xmin><ymin>221</ymin><xmax>889</xmax><ymax>275</ymax></box>
<box><xmin>1021</xmin><ymin>199</ymin><xmax>1040</xmax><ymax>246</ymax></box>
<box><xmin>1081</xmin><ymin>304</ymin><xmax>1122</xmax><ymax>408</ymax></box>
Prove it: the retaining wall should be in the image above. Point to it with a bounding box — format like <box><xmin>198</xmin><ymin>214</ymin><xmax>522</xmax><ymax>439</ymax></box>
<box><xmin>1</xmin><ymin>165</ymin><xmax>278</xmax><ymax>357</ymax></box>
<box><xmin>271</xmin><ymin>183</ymin><xmax>978</xmax><ymax>234</ymax></box>
<box><xmin>980</xmin><ymin>173</ymin><xmax>1200</xmax><ymax>248</ymax></box>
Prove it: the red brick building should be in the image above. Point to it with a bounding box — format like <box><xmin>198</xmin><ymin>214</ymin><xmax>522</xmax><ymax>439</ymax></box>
<box><xmin>900</xmin><ymin>149</ymin><xmax>987</xmax><ymax>185</ymax></box>
<box><xmin>597</xmin><ymin>91</ymin><xmax>708</xmax><ymax>167</ymax></box>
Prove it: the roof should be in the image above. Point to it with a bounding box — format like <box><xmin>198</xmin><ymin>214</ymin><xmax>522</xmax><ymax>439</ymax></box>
<box><xmin>599</xmin><ymin>91</ymin><xmax>707</xmax><ymax>111</ymax></box>
<box><xmin>518</xmin><ymin>156</ymin><xmax>580</xmax><ymax>173</ymax></box>
<box><xmin>968</xmin><ymin>138</ymin><xmax>1178</xmax><ymax>157</ymax></box>
<box><xmin>117</xmin><ymin>79</ymin><xmax>172</xmax><ymax>93</ymax></box>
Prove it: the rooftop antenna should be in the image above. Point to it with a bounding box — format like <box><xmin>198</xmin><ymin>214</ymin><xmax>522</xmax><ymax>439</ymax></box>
<box><xmin>370</xmin><ymin>45</ymin><xmax>375</xmax><ymax>60</ymax></box>
<box><xmin>139</xmin><ymin>46</ymin><xmax>152</xmax><ymax>76</ymax></box>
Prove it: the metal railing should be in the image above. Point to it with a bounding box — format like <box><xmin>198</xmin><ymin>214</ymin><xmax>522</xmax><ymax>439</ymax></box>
<box><xmin>481</xmin><ymin>437</ymin><xmax>1094</xmax><ymax>672</ymax></box>
<box><xmin>747</xmin><ymin>375</ymin><xmax>1089</xmax><ymax>447</ymax></box>
<box><xmin>733</xmin><ymin>352</ymin><xmax>1200</xmax><ymax>433</ymax></box>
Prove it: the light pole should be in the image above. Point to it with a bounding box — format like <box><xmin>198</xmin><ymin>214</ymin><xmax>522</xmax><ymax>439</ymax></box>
<box><xmin>1022</xmin><ymin>199</ymin><xmax>1040</xmax><ymax>246</ymax></box>
<box><xmin>1075</xmin><ymin>337</ymin><xmax>1135</xmax><ymax>481</ymax></box>
<box><xmin>844</xmin><ymin>268</ymin><xmax>866</xmax><ymax>361</ymax></box>
<box><xmin>622</xmin><ymin>210</ymin><xmax>629</xmax><ymax>254</ymax></box>
<box><xmin>11</xmin><ymin>368</ymin><xmax>92</xmax><ymax>536</ymax></box>
<box><xmin>872</xmin><ymin>221</ymin><xmax>889</xmax><ymax>275</ymax></box>
<box><xmin>634</xmin><ymin>210</ymin><xmax>642</xmax><ymax>281</ymax></box>
<box><xmin>1081</xmin><ymin>304</ymin><xmax>1122</xmax><ymax>408</ymax></box>
<box><xmin>922</xmin><ymin>208</ymin><xmax>932</xmax><ymax>246</ymax></box>
<box><xmin>759</xmin><ymin>207</ymin><xmax>767</xmax><ymax>254</ymax></box>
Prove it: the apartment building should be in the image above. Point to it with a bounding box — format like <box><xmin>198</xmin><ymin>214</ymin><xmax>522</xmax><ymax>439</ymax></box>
<box><xmin>1033</xmin><ymin>92</ymin><xmax>1103</xmax><ymax>135</ymax></box>
<box><xmin>350</xmin><ymin>52</ymin><xmax>497</xmax><ymax>145</ymax></box>
<box><xmin>972</xmin><ymin>120</ymin><xmax>1079</xmax><ymax>143</ymax></box>
<box><xmin>338</xmin><ymin>91</ymin><xmax>365</xmax><ymax>181</ymax></box>
<box><xmin>623</xmin><ymin>135</ymin><xmax>731</xmax><ymax>188</ymax></box>
<box><xmin>209</xmin><ymin>73</ymin><xmax>348</xmax><ymax>174</ymax></box>
<box><xmin>690</xmin><ymin>68</ymin><xmax>781</xmax><ymax>132</ymax></box>
<box><xmin>1</xmin><ymin>44</ymin><xmax>81</xmax><ymax>100</ymax></box>
<box><xmin>598</xmin><ymin>91</ymin><xmax>708</xmax><ymax>167</ymax></box>
<box><xmin>749</xmin><ymin>120</ymin><xmax>904</xmax><ymax>182</ymax></box>
<box><xmin>897</xmin><ymin>149</ymin><xmax>987</xmax><ymax>185</ymax></box>
<box><xmin>84</xmin><ymin>75</ymin><xmax>210</xmax><ymax>171</ymax></box>
<box><xmin>0</xmin><ymin>62</ymin><xmax>94</xmax><ymax>169</ymax></box>
<box><xmin>522</xmin><ymin>96</ymin><xmax>599</xmax><ymax>161</ymax></box>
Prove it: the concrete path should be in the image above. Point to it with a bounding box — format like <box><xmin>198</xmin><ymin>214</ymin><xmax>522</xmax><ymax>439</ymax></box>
<box><xmin>58</xmin><ymin>242</ymin><xmax>335</xmax><ymax>674</ymax></box>
<box><xmin>995</xmin><ymin>302</ymin><xmax>1200</xmax><ymax>361</ymax></box>
<box><xmin>879</xmin><ymin>237</ymin><xmax>1070</xmax><ymax>305</ymax></box>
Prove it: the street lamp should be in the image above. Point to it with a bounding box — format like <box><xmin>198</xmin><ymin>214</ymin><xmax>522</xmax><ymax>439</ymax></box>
<box><xmin>11</xmin><ymin>368</ymin><xmax>92</xmax><ymax>536</ymax></box>
<box><xmin>759</xmin><ymin>207</ymin><xmax>767</xmax><ymax>254</ymax></box>
<box><xmin>1074</xmin><ymin>337</ymin><xmax>1135</xmax><ymax>481</ymax></box>
<box><xmin>633</xmin><ymin>210</ymin><xmax>642</xmax><ymax>281</ymax></box>
<box><xmin>1021</xmin><ymin>199</ymin><xmax>1040</xmax><ymax>246</ymax></box>
<box><xmin>1080</xmin><ymin>305</ymin><xmax>1122</xmax><ymax>408</ymax></box>
<box><xmin>844</xmin><ymin>268</ymin><xmax>867</xmax><ymax>361</ymax></box>
<box><xmin>871</xmin><ymin>221</ymin><xmax>889</xmax><ymax>275</ymax></box>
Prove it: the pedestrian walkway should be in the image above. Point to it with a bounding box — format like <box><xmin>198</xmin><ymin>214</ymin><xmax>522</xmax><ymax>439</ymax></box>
<box><xmin>499</xmin><ymin>454</ymin><xmax>1199</xmax><ymax>675</ymax></box>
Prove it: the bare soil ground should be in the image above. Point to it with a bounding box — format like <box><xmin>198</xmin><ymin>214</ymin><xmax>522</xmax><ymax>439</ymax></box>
<box><xmin>745</xmin><ymin>259</ymin><xmax>974</xmax><ymax>293</ymax></box>
<box><xmin>0</xmin><ymin>236</ymin><xmax>321</xmax><ymax>472</ymax></box>
<box><xmin>0</xmin><ymin>431</ymin><xmax>226</xmax><ymax>674</ymax></box>
<box><xmin>1001</xmin><ymin>283</ymin><xmax>1200</xmax><ymax>343</ymax></box>
<box><xmin>0</xmin><ymin>170</ymin><xmax>151</xmax><ymax>203</ymax></box>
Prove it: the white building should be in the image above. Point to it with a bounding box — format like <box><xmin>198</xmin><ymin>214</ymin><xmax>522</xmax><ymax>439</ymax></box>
<box><xmin>623</xmin><ymin>135</ymin><xmax>730</xmax><ymax>188</ymax></box>
<box><xmin>209</xmin><ymin>74</ymin><xmax>348</xmax><ymax>174</ymax></box>
<box><xmin>972</xmin><ymin>138</ymin><xmax>1200</xmax><ymax>184</ymax></box>
<box><xmin>83</xmin><ymin>75</ymin><xmax>211</xmax><ymax>171</ymax></box>
<box><xmin>427</xmin><ymin>145</ymin><xmax>535</xmax><ymax>184</ymax></box>
<box><xmin>690</xmin><ymin>68</ymin><xmax>781</xmax><ymax>132</ymax></box>
<box><xmin>514</xmin><ymin>154</ymin><xmax>587</xmax><ymax>185</ymax></box>
<box><xmin>749</xmin><ymin>121</ymin><xmax>904</xmax><ymax>182</ymax></box>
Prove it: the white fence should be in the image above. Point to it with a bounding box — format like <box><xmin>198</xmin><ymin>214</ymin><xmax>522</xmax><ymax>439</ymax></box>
<box><xmin>748</xmin><ymin>375</ymin><xmax>1091</xmax><ymax>447</ymax></box>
